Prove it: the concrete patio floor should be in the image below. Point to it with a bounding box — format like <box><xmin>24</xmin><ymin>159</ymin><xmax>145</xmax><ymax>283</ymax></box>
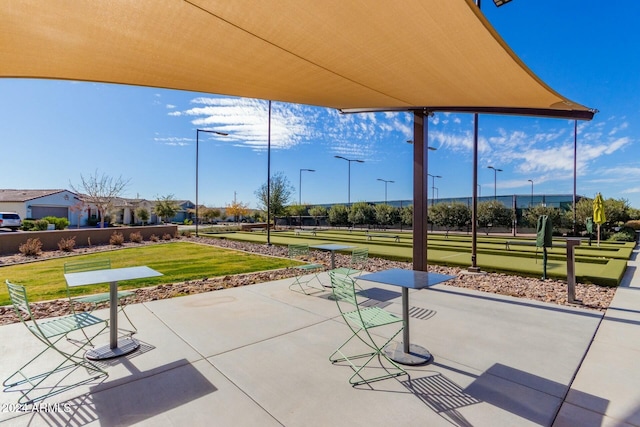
<box><xmin>2</xmin><ymin>246</ymin><xmax>640</xmax><ymax>426</ymax></box>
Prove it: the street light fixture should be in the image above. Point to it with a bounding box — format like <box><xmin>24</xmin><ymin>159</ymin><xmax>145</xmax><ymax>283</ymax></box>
<box><xmin>407</xmin><ymin>140</ymin><xmax>438</xmax><ymax>152</ymax></box>
<box><xmin>487</xmin><ymin>166</ymin><xmax>503</xmax><ymax>200</ymax></box>
<box><xmin>377</xmin><ymin>178</ymin><xmax>394</xmax><ymax>203</ymax></box>
<box><xmin>334</xmin><ymin>155</ymin><xmax>364</xmax><ymax>206</ymax></box>
<box><xmin>528</xmin><ymin>179</ymin><xmax>534</xmax><ymax>207</ymax></box>
<box><xmin>427</xmin><ymin>174</ymin><xmax>442</xmax><ymax>206</ymax></box>
<box><xmin>299</xmin><ymin>168</ymin><xmax>315</xmax><ymax>205</ymax></box>
<box><xmin>196</xmin><ymin>128</ymin><xmax>228</xmax><ymax>237</ymax></box>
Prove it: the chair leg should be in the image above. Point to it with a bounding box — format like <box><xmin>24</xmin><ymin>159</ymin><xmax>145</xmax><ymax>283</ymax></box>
<box><xmin>68</xmin><ymin>300</ymin><xmax>137</xmax><ymax>344</ymax></box>
<box><xmin>289</xmin><ymin>270</ymin><xmax>324</xmax><ymax>295</ymax></box>
<box><xmin>115</xmin><ymin>303</ymin><xmax>137</xmax><ymax>337</ymax></box>
<box><xmin>4</xmin><ymin>330</ymin><xmax>108</xmax><ymax>405</ymax></box>
<box><xmin>330</xmin><ymin>322</ymin><xmax>407</xmax><ymax>386</ymax></box>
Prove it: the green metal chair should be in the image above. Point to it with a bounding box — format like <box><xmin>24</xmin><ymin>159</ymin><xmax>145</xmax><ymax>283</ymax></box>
<box><xmin>329</xmin><ymin>271</ymin><xmax>407</xmax><ymax>386</ymax></box>
<box><xmin>288</xmin><ymin>244</ymin><xmax>325</xmax><ymax>295</ymax></box>
<box><xmin>3</xmin><ymin>280</ymin><xmax>109</xmax><ymax>405</ymax></box>
<box><xmin>64</xmin><ymin>258</ymin><xmax>137</xmax><ymax>337</ymax></box>
<box><xmin>332</xmin><ymin>247</ymin><xmax>369</xmax><ymax>277</ymax></box>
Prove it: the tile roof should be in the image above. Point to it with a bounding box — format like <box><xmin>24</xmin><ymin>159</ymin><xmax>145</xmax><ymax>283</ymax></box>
<box><xmin>0</xmin><ymin>189</ymin><xmax>69</xmax><ymax>202</ymax></box>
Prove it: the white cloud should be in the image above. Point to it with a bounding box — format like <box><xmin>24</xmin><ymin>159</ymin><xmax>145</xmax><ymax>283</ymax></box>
<box><xmin>154</xmin><ymin>136</ymin><xmax>191</xmax><ymax>146</ymax></box>
<box><xmin>168</xmin><ymin>97</ymin><xmax>416</xmax><ymax>159</ymax></box>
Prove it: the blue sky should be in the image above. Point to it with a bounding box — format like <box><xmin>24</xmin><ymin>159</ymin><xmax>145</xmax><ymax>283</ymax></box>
<box><xmin>1</xmin><ymin>1</ymin><xmax>639</xmax><ymax>210</ymax></box>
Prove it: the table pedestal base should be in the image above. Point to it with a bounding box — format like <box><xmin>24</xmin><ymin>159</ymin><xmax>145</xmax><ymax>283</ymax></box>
<box><xmin>384</xmin><ymin>342</ymin><xmax>432</xmax><ymax>366</ymax></box>
<box><xmin>86</xmin><ymin>337</ymin><xmax>140</xmax><ymax>360</ymax></box>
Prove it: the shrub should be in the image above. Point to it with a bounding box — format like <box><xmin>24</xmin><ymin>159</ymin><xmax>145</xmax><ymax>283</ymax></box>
<box><xmin>42</xmin><ymin>216</ymin><xmax>70</xmax><ymax>230</ymax></box>
<box><xmin>109</xmin><ymin>231</ymin><xmax>125</xmax><ymax>246</ymax></box>
<box><xmin>183</xmin><ymin>219</ymin><xmax>193</xmax><ymax>225</ymax></box>
<box><xmin>162</xmin><ymin>233</ymin><xmax>172</xmax><ymax>241</ymax></box>
<box><xmin>57</xmin><ymin>236</ymin><xmax>76</xmax><ymax>252</ymax></box>
<box><xmin>180</xmin><ymin>229</ymin><xmax>192</xmax><ymax>238</ymax></box>
<box><xmin>624</xmin><ymin>220</ymin><xmax>640</xmax><ymax>230</ymax></box>
<box><xmin>34</xmin><ymin>219</ymin><xmax>49</xmax><ymax>231</ymax></box>
<box><xmin>21</xmin><ymin>219</ymin><xmax>36</xmax><ymax>231</ymax></box>
<box><xmin>129</xmin><ymin>231</ymin><xmax>143</xmax><ymax>243</ymax></box>
<box><xmin>149</xmin><ymin>234</ymin><xmax>159</xmax><ymax>242</ymax></box>
<box><xmin>19</xmin><ymin>238</ymin><xmax>43</xmax><ymax>257</ymax></box>
<box><xmin>608</xmin><ymin>226</ymin><xmax>636</xmax><ymax>242</ymax></box>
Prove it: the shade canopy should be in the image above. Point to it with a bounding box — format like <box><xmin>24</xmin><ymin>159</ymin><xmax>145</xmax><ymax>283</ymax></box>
<box><xmin>0</xmin><ymin>0</ymin><xmax>594</xmax><ymax>119</ymax></box>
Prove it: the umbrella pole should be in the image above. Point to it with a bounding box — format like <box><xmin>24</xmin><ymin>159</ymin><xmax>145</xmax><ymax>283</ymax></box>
<box><xmin>597</xmin><ymin>223</ymin><xmax>601</xmax><ymax>247</ymax></box>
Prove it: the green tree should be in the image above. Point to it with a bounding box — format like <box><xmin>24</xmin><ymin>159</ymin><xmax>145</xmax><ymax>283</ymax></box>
<box><xmin>477</xmin><ymin>200</ymin><xmax>511</xmax><ymax>234</ymax></box>
<box><xmin>154</xmin><ymin>194</ymin><xmax>180</xmax><ymax>223</ymax></box>
<box><xmin>604</xmin><ymin>197</ymin><xmax>631</xmax><ymax>226</ymax></box>
<box><xmin>135</xmin><ymin>207</ymin><xmax>150</xmax><ymax>225</ymax></box>
<box><xmin>429</xmin><ymin>202</ymin><xmax>470</xmax><ymax>234</ymax></box>
<box><xmin>569</xmin><ymin>197</ymin><xmax>594</xmax><ymax>231</ymax></box>
<box><xmin>328</xmin><ymin>204</ymin><xmax>349</xmax><ymax>227</ymax></box>
<box><xmin>288</xmin><ymin>203</ymin><xmax>307</xmax><ymax>227</ymax></box>
<box><xmin>308</xmin><ymin>205</ymin><xmax>328</xmax><ymax>226</ymax></box>
<box><xmin>401</xmin><ymin>204</ymin><xmax>413</xmax><ymax>227</ymax></box>
<box><xmin>201</xmin><ymin>207</ymin><xmax>222</xmax><ymax>223</ymax></box>
<box><xmin>568</xmin><ymin>196</ymin><xmax>631</xmax><ymax>232</ymax></box>
<box><xmin>374</xmin><ymin>204</ymin><xmax>398</xmax><ymax>227</ymax></box>
<box><xmin>628</xmin><ymin>207</ymin><xmax>640</xmax><ymax>221</ymax></box>
<box><xmin>523</xmin><ymin>205</ymin><xmax>562</xmax><ymax>229</ymax></box>
<box><xmin>348</xmin><ymin>202</ymin><xmax>375</xmax><ymax>227</ymax></box>
<box><xmin>255</xmin><ymin>171</ymin><xmax>295</xmax><ymax>227</ymax></box>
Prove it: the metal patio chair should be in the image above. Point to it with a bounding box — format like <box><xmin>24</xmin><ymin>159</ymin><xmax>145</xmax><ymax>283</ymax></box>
<box><xmin>329</xmin><ymin>271</ymin><xmax>407</xmax><ymax>386</ymax></box>
<box><xmin>64</xmin><ymin>258</ymin><xmax>137</xmax><ymax>337</ymax></box>
<box><xmin>332</xmin><ymin>247</ymin><xmax>369</xmax><ymax>277</ymax></box>
<box><xmin>288</xmin><ymin>244</ymin><xmax>325</xmax><ymax>295</ymax></box>
<box><xmin>3</xmin><ymin>280</ymin><xmax>109</xmax><ymax>405</ymax></box>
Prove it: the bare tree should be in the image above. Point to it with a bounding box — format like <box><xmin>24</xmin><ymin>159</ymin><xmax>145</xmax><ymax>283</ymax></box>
<box><xmin>70</xmin><ymin>171</ymin><xmax>130</xmax><ymax>228</ymax></box>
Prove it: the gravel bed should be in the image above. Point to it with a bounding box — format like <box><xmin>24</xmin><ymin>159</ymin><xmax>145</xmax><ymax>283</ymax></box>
<box><xmin>0</xmin><ymin>236</ymin><xmax>617</xmax><ymax>325</ymax></box>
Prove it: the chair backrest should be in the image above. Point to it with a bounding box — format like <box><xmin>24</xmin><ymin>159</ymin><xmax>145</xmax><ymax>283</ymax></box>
<box><xmin>64</xmin><ymin>258</ymin><xmax>111</xmax><ymax>274</ymax></box>
<box><xmin>351</xmin><ymin>248</ymin><xmax>369</xmax><ymax>265</ymax></box>
<box><xmin>288</xmin><ymin>244</ymin><xmax>310</xmax><ymax>258</ymax></box>
<box><xmin>6</xmin><ymin>280</ymin><xmax>35</xmax><ymax>325</ymax></box>
<box><xmin>329</xmin><ymin>271</ymin><xmax>358</xmax><ymax>308</ymax></box>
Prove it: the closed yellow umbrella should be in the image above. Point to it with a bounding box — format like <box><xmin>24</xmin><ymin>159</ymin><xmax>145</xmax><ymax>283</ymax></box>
<box><xmin>593</xmin><ymin>193</ymin><xmax>606</xmax><ymax>246</ymax></box>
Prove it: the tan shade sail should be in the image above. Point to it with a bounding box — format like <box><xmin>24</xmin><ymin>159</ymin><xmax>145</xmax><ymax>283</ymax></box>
<box><xmin>0</xmin><ymin>0</ymin><xmax>594</xmax><ymax>119</ymax></box>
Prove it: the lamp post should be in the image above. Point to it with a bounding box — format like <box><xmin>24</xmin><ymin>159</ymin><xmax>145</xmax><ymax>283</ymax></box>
<box><xmin>334</xmin><ymin>155</ymin><xmax>364</xmax><ymax>206</ymax></box>
<box><xmin>487</xmin><ymin>166</ymin><xmax>503</xmax><ymax>200</ymax></box>
<box><xmin>377</xmin><ymin>178</ymin><xmax>394</xmax><ymax>203</ymax></box>
<box><xmin>427</xmin><ymin>174</ymin><xmax>442</xmax><ymax>207</ymax></box>
<box><xmin>528</xmin><ymin>179</ymin><xmax>534</xmax><ymax>207</ymax></box>
<box><xmin>196</xmin><ymin>128</ymin><xmax>228</xmax><ymax>237</ymax></box>
<box><xmin>299</xmin><ymin>168</ymin><xmax>315</xmax><ymax>205</ymax></box>
<box><xmin>470</xmin><ymin>0</ymin><xmax>513</xmax><ymax>272</ymax></box>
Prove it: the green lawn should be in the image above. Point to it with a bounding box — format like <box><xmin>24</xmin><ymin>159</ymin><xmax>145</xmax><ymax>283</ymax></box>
<box><xmin>203</xmin><ymin>229</ymin><xmax>634</xmax><ymax>286</ymax></box>
<box><xmin>0</xmin><ymin>242</ymin><xmax>301</xmax><ymax>306</ymax></box>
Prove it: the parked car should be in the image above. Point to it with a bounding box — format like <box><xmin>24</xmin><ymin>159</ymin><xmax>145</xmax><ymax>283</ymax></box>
<box><xmin>0</xmin><ymin>212</ymin><xmax>22</xmax><ymax>231</ymax></box>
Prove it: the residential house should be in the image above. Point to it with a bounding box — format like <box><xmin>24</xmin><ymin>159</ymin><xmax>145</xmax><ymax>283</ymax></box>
<box><xmin>0</xmin><ymin>189</ymin><xmax>88</xmax><ymax>226</ymax></box>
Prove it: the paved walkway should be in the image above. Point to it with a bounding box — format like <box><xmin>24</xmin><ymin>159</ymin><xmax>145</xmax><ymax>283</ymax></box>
<box><xmin>1</xmin><ymin>245</ymin><xmax>640</xmax><ymax>426</ymax></box>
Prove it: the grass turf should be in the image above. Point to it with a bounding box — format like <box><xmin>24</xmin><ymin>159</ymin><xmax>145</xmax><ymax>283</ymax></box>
<box><xmin>205</xmin><ymin>229</ymin><xmax>633</xmax><ymax>286</ymax></box>
<box><xmin>0</xmin><ymin>241</ymin><xmax>302</xmax><ymax>306</ymax></box>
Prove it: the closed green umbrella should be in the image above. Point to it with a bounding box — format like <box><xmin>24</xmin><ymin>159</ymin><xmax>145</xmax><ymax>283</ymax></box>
<box><xmin>593</xmin><ymin>193</ymin><xmax>606</xmax><ymax>246</ymax></box>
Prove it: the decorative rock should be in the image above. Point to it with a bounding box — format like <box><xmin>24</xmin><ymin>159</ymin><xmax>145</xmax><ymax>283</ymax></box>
<box><xmin>0</xmin><ymin>235</ymin><xmax>617</xmax><ymax>325</ymax></box>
